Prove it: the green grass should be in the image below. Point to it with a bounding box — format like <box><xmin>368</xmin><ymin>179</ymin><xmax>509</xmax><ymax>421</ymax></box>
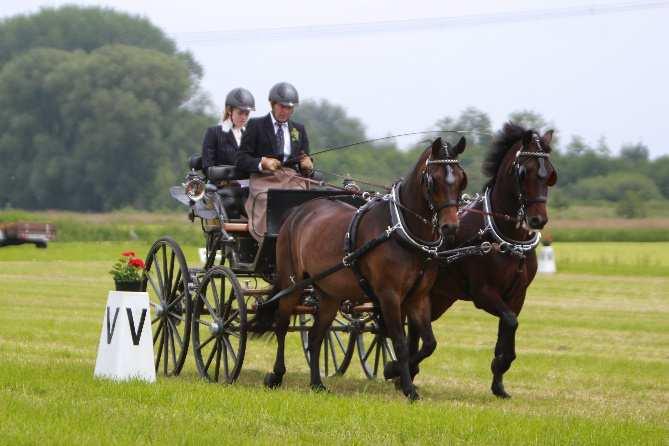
<box><xmin>551</xmin><ymin>228</ymin><xmax>669</xmax><ymax>242</ymax></box>
<box><xmin>3</xmin><ymin>208</ymin><xmax>669</xmax><ymax>243</ymax></box>
<box><xmin>1</xmin><ymin>242</ymin><xmax>668</xmax><ymax>444</ymax></box>
<box><xmin>548</xmin><ymin>242</ymin><xmax>669</xmax><ymax>276</ymax></box>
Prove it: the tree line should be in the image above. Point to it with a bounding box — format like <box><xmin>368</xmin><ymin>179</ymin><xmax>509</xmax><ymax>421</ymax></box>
<box><xmin>1</xmin><ymin>6</ymin><xmax>666</xmax><ymax>215</ymax></box>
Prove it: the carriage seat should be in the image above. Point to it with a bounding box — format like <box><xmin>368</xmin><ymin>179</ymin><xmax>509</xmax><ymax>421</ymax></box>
<box><xmin>188</xmin><ymin>154</ymin><xmax>249</xmax><ymax>218</ymax></box>
<box><xmin>188</xmin><ymin>154</ymin><xmax>249</xmax><ymax>181</ymax></box>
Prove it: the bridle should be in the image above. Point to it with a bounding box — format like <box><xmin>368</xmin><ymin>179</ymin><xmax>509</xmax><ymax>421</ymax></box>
<box><xmin>421</xmin><ymin>141</ymin><xmax>465</xmax><ymax>229</ymax></box>
<box><xmin>511</xmin><ymin>133</ymin><xmax>555</xmax><ymax>224</ymax></box>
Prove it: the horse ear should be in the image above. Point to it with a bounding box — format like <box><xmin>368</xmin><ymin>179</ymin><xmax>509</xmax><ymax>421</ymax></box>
<box><xmin>453</xmin><ymin>136</ymin><xmax>466</xmax><ymax>155</ymax></box>
<box><xmin>431</xmin><ymin>137</ymin><xmax>442</xmax><ymax>158</ymax></box>
<box><xmin>522</xmin><ymin>131</ymin><xmax>533</xmax><ymax>146</ymax></box>
<box><xmin>542</xmin><ymin>129</ymin><xmax>554</xmax><ymax>147</ymax></box>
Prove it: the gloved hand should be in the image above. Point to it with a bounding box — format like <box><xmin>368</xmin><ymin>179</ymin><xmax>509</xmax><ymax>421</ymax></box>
<box><xmin>299</xmin><ymin>153</ymin><xmax>313</xmax><ymax>174</ymax></box>
<box><xmin>260</xmin><ymin>157</ymin><xmax>281</xmax><ymax>172</ymax></box>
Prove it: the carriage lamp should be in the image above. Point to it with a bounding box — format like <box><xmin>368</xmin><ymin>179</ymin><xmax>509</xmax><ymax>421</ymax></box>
<box><xmin>184</xmin><ymin>176</ymin><xmax>205</xmax><ymax>202</ymax></box>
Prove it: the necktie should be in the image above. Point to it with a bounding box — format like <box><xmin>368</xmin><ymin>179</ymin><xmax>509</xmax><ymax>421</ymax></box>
<box><xmin>275</xmin><ymin>122</ymin><xmax>285</xmax><ymax>161</ymax></box>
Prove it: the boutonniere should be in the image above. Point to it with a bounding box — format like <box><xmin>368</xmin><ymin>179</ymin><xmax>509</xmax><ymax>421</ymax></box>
<box><xmin>290</xmin><ymin>128</ymin><xmax>300</xmax><ymax>142</ymax></box>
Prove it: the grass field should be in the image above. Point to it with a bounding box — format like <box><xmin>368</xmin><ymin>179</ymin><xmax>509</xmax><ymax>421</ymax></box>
<box><xmin>1</xmin><ymin>242</ymin><xmax>667</xmax><ymax>444</ymax></box>
<box><xmin>3</xmin><ymin>208</ymin><xmax>669</xmax><ymax>243</ymax></box>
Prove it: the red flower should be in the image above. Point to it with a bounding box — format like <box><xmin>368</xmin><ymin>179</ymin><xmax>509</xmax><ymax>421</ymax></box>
<box><xmin>122</xmin><ymin>251</ymin><xmax>136</xmax><ymax>257</ymax></box>
<box><xmin>129</xmin><ymin>258</ymin><xmax>145</xmax><ymax>269</ymax></box>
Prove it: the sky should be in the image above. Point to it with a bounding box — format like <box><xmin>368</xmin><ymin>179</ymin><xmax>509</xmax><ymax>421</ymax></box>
<box><xmin>2</xmin><ymin>0</ymin><xmax>668</xmax><ymax>157</ymax></box>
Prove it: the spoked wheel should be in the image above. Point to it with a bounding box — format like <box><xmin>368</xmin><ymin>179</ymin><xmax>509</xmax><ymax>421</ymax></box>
<box><xmin>143</xmin><ymin>237</ymin><xmax>192</xmax><ymax>377</ymax></box>
<box><xmin>192</xmin><ymin>266</ymin><xmax>247</xmax><ymax>384</ymax></box>
<box><xmin>357</xmin><ymin>319</ymin><xmax>397</xmax><ymax>379</ymax></box>
<box><xmin>298</xmin><ymin>314</ymin><xmax>356</xmax><ymax>378</ymax></box>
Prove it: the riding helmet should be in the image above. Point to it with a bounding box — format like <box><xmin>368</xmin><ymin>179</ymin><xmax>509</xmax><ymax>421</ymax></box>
<box><xmin>268</xmin><ymin>82</ymin><xmax>299</xmax><ymax>107</ymax></box>
<box><xmin>225</xmin><ymin>87</ymin><xmax>256</xmax><ymax>111</ymax></box>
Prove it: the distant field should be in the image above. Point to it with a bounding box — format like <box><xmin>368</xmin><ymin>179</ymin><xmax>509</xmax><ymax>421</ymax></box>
<box><xmin>2</xmin><ymin>206</ymin><xmax>669</xmax><ymax>243</ymax></box>
<box><xmin>0</xmin><ymin>242</ymin><xmax>667</xmax><ymax>444</ymax></box>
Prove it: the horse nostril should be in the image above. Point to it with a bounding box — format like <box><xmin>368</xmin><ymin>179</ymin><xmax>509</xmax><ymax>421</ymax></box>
<box><xmin>442</xmin><ymin>223</ymin><xmax>459</xmax><ymax>234</ymax></box>
<box><xmin>528</xmin><ymin>216</ymin><xmax>545</xmax><ymax>229</ymax></box>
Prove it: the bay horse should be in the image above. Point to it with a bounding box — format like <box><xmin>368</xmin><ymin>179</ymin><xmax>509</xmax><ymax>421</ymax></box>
<box><xmin>403</xmin><ymin>123</ymin><xmax>557</xmax><ymax>398</ymax></box>
<box><xmin>252</xmin><ymin>137</ymin><xmax>468</xmax><ymax>400</ymax></box>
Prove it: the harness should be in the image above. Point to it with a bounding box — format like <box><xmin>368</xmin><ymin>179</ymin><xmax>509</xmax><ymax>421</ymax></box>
<box><xmin>259</xmin><ymin>182</ymin><xmax>448</xmax><ymax>309</ymax></box>
<box><xmin>438</xmin><ymin>133</ymin><xmax>553</xmax><ymax>264</ymax></box>
<box><xmin>480</xmin><ymin>187</ymin><xmax>541</xmax><ymax>256</ymax></box>
<box><xmin>260</xmin><ymin>142</ymin><xmax>463</xmax><ymax>310</ymax></box>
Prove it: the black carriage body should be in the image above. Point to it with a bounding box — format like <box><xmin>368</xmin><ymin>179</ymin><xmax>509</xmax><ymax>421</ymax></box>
<box><xmin>227</xmin><ymin>189</ymin><xmax>365</xmax><ymax>280</ymax></box>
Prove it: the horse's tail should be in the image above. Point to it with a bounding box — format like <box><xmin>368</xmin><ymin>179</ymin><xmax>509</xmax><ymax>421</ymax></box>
<box><xmin>249</xmin><ymin>205</ymin><xmax>302</xmax><ymax>336</ymax></box>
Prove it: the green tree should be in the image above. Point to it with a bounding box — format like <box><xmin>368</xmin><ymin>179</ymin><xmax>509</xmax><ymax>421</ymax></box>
<box><xmin>0</xmin><ymin>5</ymin><xmax>201</xmax><ymax>79</ymax></box>
<box><xmin>648</xmin><ymin>156</ymin><xmax>669</xmax><ymax>199</ymax></box>
<box><xmin>616</xmin><ymin>191</ymin><xmax>647</xmax><ymax>218</ymax></box>
<box><xmin>294</xmin><ymin>99</ymin><xmax>416</xmax><ymax>188</ymax></box>
<box><xmin>566</xmin><ymin>172</ymin><xmax>662</xmax><ymax>202</ymax></box>
<box><xmin>620</xmin><ymin>142</ymin><xmax>649</xmax><ymax>164</ymax></box>
<box><xmin>0</xmin><ymin>6</ymin><xmax>213</xmax><ymax>211</ymax></box>
<box><xmin>430</xmin><ymin>107</ymin><xmax>493</xmax><ymax>193</ymax></box>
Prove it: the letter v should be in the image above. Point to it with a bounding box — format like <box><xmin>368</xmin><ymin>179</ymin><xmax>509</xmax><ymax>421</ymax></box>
<box><xmin>127</xmin><ymin>308</ymin><xmax>147</xmax><ymax>346</ymax></box>
<box><xmin>106</xmin><ymin>307</ymin><xmax>120</xmax><ymax>344</ymax></box>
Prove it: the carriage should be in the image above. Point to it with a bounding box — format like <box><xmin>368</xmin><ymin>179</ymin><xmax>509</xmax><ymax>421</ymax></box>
<box><xmin>142</xmin><ymin>156</ymin><xmax>396</xmax><ymax>383</ymax></box>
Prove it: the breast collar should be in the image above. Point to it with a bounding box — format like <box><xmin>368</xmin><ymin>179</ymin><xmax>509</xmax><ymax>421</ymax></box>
<box><xmin>480</xmin><ymin>187</ymin><xmax>541</xmax><ymax>256</ymax></box>
<box><xmin>388</xmin><ymin>182</ymin><xmax>442</xmax><ymax>257</ymax></box>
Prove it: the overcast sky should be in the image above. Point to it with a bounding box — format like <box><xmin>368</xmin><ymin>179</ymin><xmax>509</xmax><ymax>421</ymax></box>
<box><xmin>2</xmin><ymin>0</ymin><xmax>668</xmax><ymax>157</ymax></box>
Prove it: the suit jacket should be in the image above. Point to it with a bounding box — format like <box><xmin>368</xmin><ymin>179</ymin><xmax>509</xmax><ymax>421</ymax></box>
<box><xmin>201</xmin><ymin>125</ymin><xmax>240</xmax><ymax>173</ymax></box>
<box><xmin>235</xmin><ymin>113</ymin><xmax>309</xmax><ymax>174</ymax></box>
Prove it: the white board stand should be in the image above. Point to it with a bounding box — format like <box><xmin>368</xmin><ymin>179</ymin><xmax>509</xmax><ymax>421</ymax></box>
<box><xmin>537</xmin><ymin>245</ymin><xmax>557</xmax><ymax>274</ymax></box>
<box><xmin>94</xmin><ymin>291</ymin><xmax>156</xmax><ymax>382</ymax></box>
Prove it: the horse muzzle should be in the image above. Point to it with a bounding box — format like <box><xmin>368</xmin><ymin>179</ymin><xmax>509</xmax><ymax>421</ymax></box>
<box><xmin>527</xmin><ymin>214</ymin><xmax>547</xmax><ymax>230</ymax></box>
<box><xmin>441</xmin><ymin>222</ymin><xmax>459</xmax><ymax>237</ymax></box>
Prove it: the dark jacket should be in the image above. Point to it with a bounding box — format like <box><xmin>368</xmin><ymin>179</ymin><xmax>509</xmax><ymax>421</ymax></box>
<box><xmin>201</xmin><ymin>124</ymin><xmax>241</xmax><ymax>172</ymax></box>
<box><xmin>235</xmin><ymin>113</ymin><xmax>309</xmax><ymax>174</ymax></box>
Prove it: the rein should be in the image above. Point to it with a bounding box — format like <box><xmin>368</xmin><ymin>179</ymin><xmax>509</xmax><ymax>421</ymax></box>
<box><xmin>284</xmin><ymin>129</ymin><xmax>491</xmax><ymax>164</ymax></box>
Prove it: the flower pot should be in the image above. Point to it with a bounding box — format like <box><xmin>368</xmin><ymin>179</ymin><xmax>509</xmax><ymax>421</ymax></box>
<box><xmin>114</xmin><ymin>280</ymin><xmax>143</xmax><ymax>292</ymax></box>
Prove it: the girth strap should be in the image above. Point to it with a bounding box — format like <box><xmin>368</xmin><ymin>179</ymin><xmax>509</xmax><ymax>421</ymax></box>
<box><xmin>344</xmin><ymin>198</ymin><xmax>390</xmax><ymax>309</ymax></box>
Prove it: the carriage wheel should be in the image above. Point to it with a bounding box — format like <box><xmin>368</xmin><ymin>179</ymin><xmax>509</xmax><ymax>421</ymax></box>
<box><xmin>143</xmin><ymin>237</ymin><xmax>192</xmax><ymax>377</ymax></box>
<box><xmin>298</xmin><ymin>314</ymin><xmax>356</xmax><ymax>378</ymax></box>
<box><xmin>192</xmin><ymin>266</ymin><xmax>247</xmax><ymax>384</ymax></box>
<box><xmin>357</xmin><ymin>320</ymin><xmax>397</xmax><ymax>379</ymax></box>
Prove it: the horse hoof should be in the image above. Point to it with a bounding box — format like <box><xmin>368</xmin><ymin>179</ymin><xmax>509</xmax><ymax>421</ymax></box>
<box><xmin>311</xmin><ymin>383</ymin><xmax>329</xmax><ymax>393</ymax></box>
<box><xmin>491</xmin><ymin>379</ymin><xmax>511</xmax><ymax>399</ymax></box>
<box><xmin>406</xmin><ymin>386</ymin><xmax>421</xmax><ymax>402</ymax></box>
<box><xmin>263</xmin><ymin>372</ymin><xmax>283</xmax><ymax>389</ymax></box>
<box><xmin>383</xmin><ymin>361</ymin><xmax>400</xmax><ymax>380</ymax></box>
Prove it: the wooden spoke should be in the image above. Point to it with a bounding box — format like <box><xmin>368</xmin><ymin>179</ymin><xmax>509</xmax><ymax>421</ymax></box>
<box><xmin>152</xmin><ymin>320</ymin><xmax>164</xmax><ymax>345</ymax></box>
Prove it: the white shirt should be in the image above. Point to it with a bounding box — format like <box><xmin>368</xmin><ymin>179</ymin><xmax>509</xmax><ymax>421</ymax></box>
<box><xmin>220</xmin><ymin>119</ymin><xmax>244</xmax><ymax>147</ymax></box>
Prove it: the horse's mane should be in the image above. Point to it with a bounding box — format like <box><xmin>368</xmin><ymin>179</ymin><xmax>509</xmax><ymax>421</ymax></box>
<box><xmin>482</xmin><ymin>122</ymin><xmax>531</xmax><ymax>179</ymax></box>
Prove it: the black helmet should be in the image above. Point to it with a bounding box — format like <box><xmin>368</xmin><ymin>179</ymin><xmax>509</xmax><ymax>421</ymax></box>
<box><xmin>268</xmin><ymin>82</ymin><xmax>299</xmax><ymax>106</ymax></box>
<box><xmin>225</xmin><ymin>87</ymin><xmax>255</xmax><ymax>111</ymax></box>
